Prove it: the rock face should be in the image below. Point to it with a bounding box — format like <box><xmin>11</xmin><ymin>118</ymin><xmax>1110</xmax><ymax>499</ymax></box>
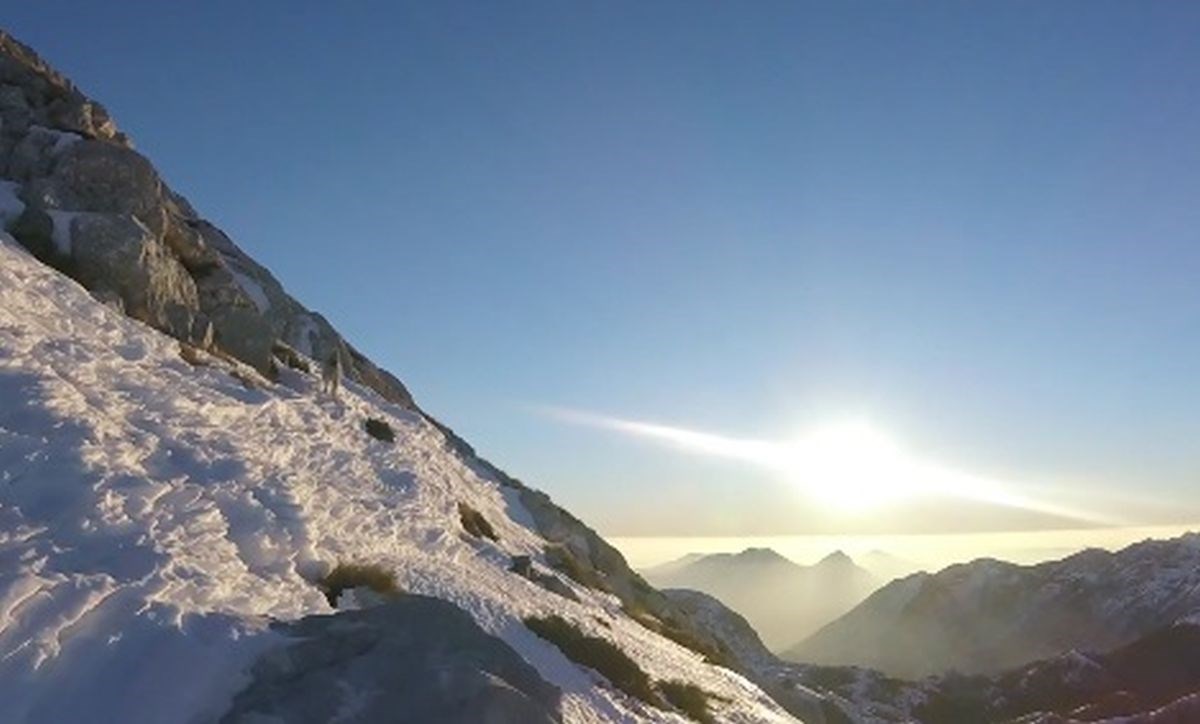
<box><xmin>221</xmin><ymin>595</ymin><xmax>562</xmax><ymax>724</ymax></box>
<box><xmin>0</xmin><ymin>30</ymin><xmax>413</xmax><ymax>405</ymax></box>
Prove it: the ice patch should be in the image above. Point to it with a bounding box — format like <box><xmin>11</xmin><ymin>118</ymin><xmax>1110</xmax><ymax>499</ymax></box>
<box><xmin>45</xmin><ymin>209</ymin><xmax>81</xmax><ymax>255</ymax></box>
<box><xmin>229</xmin><ymin>267</ymin><xmax>271</xmax><ymax>313</ymax></box>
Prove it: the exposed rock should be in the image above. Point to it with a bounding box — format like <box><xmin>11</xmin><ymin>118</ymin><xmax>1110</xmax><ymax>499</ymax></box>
<box><xmin>34</xmin><ymin>140</ymin><xmax>163</xmax><ymax>231</ymax></box>
<box><xmin>510</xmin><ymin>554</ymin><xmax>581</xmax><ymax>602</ymax></box>
<box><xmin>161</xmin><ymin>215</ymin><xmax>219</xmax><ymax>273</ymax></box>
<box><xmin>0</xmin><ymin>28</ymin><xmax>418</xmax><ymax>395</ymax></box>
<box><xmin>67</xmin><ymin>213</ymin><xmax>197</xmax><ymax>336</ymax></box>
<box><xmin>0</xmin><ymin>32</ymin><xmax>124</xmax><ymax>144</ymax></box>
<box><xmin>6</xmin><ymin>125</ymin><xmax>77</xmax><ymax>181</ymax></box>
<box><xmin>510</xmin><ymin>554</ymin><xmax>533</xmax><ymax>577</ymax></box>
<box><xmin>220</xmin><ymin>596</ymin><xmax>562</xmax><ymax>724</ymax></box>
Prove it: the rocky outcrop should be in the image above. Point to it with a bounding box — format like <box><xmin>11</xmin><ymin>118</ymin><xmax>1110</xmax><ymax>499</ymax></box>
<box><xmin>220</xmin><ymin>595</ymin><xmax>562</xmax><ymax>724</ymax></box>
<box><xmin>0</xmin><ymin>29</ymin><xmax>412</xmax><ymax>405</ymax></box>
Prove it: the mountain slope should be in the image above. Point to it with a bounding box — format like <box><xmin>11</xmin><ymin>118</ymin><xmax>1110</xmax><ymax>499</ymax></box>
<box><xmin>0</xmin><ymin>233</ymin><xmax>794</xmax><ymax>722</ymax></box>
<box><xmin>0</xmin><ymin>28</ymin><xmax>753</xmax><ymax>674</ymax></box>
<box><xmin>645</xmin><ymin>548</ymin><xmax>879</xmax><ymax>651</ymax></box>
<box><xmin>786</xmin><ymin>534</ymin><xmax>1200</xmax><ymax>678</ymax></box>
<box><xmin>0</xmin><ymin>28</ymin><xmax>799</xmax><ymax>724</ymax></box>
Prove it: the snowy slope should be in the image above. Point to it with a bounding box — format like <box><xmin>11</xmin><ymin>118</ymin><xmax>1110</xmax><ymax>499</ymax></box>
<box><xmin>0</xmin><ymin>234</ymin><xmax>796</xmax><ymax>723</ymax></box>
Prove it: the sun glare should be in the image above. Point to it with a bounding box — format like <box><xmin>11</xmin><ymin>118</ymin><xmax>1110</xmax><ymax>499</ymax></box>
<box><xmin>781</xmin><ymin>421</ymin><xmax>923</xmax><ymax>512</ymax></box>
<box><xmin>543</xmin><ymin>406</ymin><xmax>1114</xmax><ymax>523</ymax></box>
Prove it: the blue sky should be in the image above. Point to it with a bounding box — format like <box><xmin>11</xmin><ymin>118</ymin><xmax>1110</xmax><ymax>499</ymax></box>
<box><xmin>8</xmin><ymin>3</ymin><xmax>1199</xmax><ymax>535</ymax></box>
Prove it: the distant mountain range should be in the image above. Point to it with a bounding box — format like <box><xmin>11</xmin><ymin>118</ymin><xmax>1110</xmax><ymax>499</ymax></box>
<box><xmin>673</xmin><ymin>582</ymin><xmax>1200</xmax><ymax>723</ymax></box>
<box><xmin>787</xmin><ymin>532</ymin><xmax>1200</xmax><ymax>679</ymax></box>
<box><xmin>858</xmin><ymin>549</ymin><xmax>923</xmax><ymax>582</ymax></box>
<box><xmin>644</xmin><ymin>547</ymin><xmax>880</xmax><ymax>650</ymax></box>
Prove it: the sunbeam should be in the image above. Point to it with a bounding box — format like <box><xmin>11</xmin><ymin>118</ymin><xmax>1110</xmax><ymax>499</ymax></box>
<box><xmin>539</xmin><ymin>407</ymin><xmax>1119</xmax><ymax>524</ymax></box>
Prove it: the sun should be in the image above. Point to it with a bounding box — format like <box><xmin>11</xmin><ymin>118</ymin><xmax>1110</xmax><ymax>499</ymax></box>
<box><xmin>780</xmin><ymin>421</ymin><xmax>925</xmax><ymax>512</ymax></box>
<box><xmin>545</xmin><ymin>405</ymin><xmax>1114</xmax><ymax>523</ymax></box>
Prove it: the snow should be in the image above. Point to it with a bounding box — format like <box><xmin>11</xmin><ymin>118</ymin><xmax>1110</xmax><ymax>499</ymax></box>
<box><xmin>29</xmin><ymin>125</ymin><xmax>82</xmax><ymax>154</ymax></box>
<box><xmin>44</xmin><ymin>209</ymin><xmax>80</xmax><ymax>255</ymax></box>
<box><xmin>228</xmin><ymin>265</ymin><xmax>271</xmax><ymax>312</ymax></box>
<box><xmin>0</xmin><ymin>233</ymin><xmax>796</xmax><ymax>723</ymax></box>
<box><xmin>290</xmin><ymin>313</ymin><xmax>322</xmax><ymax>357</ymax></box>
<box><xmin>0</xmin><ymin>180</ymin><xmax>23</xmax><ymax>230</ymax></box>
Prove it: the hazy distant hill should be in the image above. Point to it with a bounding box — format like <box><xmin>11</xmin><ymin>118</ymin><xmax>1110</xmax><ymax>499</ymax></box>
<box><xmin>672</xmin><ymin>582</ymin><xmax>1200</xmax><ymax>723</ymax></box>
<box><xmin>644</xmin><ymin>547</ymin><xmax>879</xmax><ymax>650</ymax></box>
<box><xmin>858</xmin><ymin>549</ymin><xmax>923</xmax><ymax>581</ymax></box>
<box><xmin>786</xmin><ymin>532</ymin><xmax>1200</xmax><ymax>679</ymax></box>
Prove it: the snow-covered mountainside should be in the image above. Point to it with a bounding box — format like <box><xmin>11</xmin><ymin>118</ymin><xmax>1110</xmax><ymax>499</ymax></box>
<box><xmin>0</xmin><ymin>29</ymin><xmax>803</xmax><ymax>723</ymax></box>
<box><xmin>787</xmin><ymin>533</ymin><xmax>1200</xmax><ymax>679</ymax></box>
<box><xmin>645</xmin><ymin>549</ymin><xmax>878</xmax><ymax>651</ymax></box>
<box><xmin>0</xmin><ymin>234</ymin><xmax>795</xmax><ymax>722</ymax></box>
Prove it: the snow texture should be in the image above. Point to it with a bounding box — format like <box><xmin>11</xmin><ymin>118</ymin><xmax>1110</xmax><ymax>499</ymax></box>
<box><xmin>0</xmin><ymin>233</ymin><xmax>796</xmax><ymax>723</ymax></box>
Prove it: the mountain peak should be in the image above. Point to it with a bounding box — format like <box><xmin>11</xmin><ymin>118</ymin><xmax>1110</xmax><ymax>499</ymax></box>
<box><xmin>816</xmin><ymin>550</ymin><xmax>855</xmax><ymax>568</ymax></box>
<box><xmin>733</xmin><ymin>547</ymin><xmax>790</xmax><ymax>564</ymax></box>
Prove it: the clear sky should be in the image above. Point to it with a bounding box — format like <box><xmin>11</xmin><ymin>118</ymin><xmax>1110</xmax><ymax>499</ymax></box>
<box><xmin>8</xmin><ymin>2</ymin><xmax>1199</xmax><ymax>536</ymax></box>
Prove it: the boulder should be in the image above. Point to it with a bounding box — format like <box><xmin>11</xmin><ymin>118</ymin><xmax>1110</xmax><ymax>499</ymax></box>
<box><xmin>35</xmin><ymin>140</ymin><xmax>164</xmax><ymax>233</ymax></box>
<box><xmin>221</xmin><ymin>596</ymin><xmax>562</xmax><ymax>724</ymax></box>
<box><xmin>162</xmin><ymin>214</ymin><xmax>220</xmax><ymax>273</ymax></box>
<box><xmin>6</xmin><ymin>125</ymin><xmax>77</xmax><ymax>181</ymax></box>
<box><xmin>68</xmin><ymin>212</ymin><xmax>198</xmax><ymax>337</ymax></box>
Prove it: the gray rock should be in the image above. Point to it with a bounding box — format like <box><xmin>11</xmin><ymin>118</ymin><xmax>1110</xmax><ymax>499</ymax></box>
<box><xmin>0</xmin><ymin>30</ymin><xmax>420</xmax><ymax>402</ymax></box>
<box><xmin>68</xmin><ymin>213</ymin><xmax>197</xmax><ymax>337</ymax></box>
<box><xmin>510</xmin><ymin>555</ymin><xmax>533</xmax><ymax>577</ymax></box>
<box><xmin>0</xmin><ymin>31</ymin><xmax>124</xmax><ymax>144</ymax></box>
<box><xmin>0</xmin><ymin>83</ymin><xmax>28</xmax><ymax>112</ymax></box>
<box><xmin>221</xmin><ymin>595</ymin><xmax>562</xmax><ymax>724</ymax></box>
<box><xmin>162</xmin><ymin>214</ymin><xmax>220</xmax><ymax>272</ymax></box>
<box><xmin>41</xmin><ymin>141</ymin><xmax>163</xmax><ymax>232</ymax></box>
<box><xmin>6</xmin><ymin>125</ymin><xmax>74</xmax><ymax>181</ymax></box>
